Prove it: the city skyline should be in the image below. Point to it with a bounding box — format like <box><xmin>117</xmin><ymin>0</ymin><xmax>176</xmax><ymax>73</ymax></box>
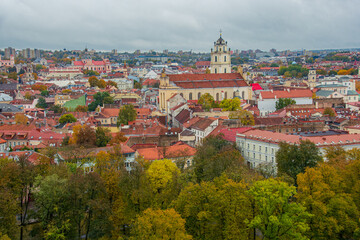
<box><xmin>1</xmin><ymin>0</ymin><xmax>360</xmax><ymax>52</ymax></box>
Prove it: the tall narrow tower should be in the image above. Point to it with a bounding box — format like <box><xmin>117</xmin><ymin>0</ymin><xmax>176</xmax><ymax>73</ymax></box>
<box><xmin>308</xmin><ymin>69</ymin><xmax>317</xmax><ymax>89</ymax></box>
<box><xmin>210</xmin><ymin>32</ymin><xmax>231</xmax><ymax>74</ymax></box>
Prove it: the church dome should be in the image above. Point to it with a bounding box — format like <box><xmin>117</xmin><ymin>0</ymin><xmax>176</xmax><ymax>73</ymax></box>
<box><xmin>215</xmin><ymin>35</ymin><xmax>226</xmax><ymax>46</ymax></box>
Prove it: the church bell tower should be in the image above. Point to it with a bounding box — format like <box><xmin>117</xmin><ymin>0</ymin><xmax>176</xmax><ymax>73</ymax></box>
<box><xmin>210</xmin><ymin>31</ymin><xmax>231</xmax><ymax>74</ymax></box>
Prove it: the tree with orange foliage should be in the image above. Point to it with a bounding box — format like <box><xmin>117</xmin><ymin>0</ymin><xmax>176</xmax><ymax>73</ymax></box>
<box><xmin>32</xmin><ymin>73</ymin><xmax>38</xmax><ymax>80</ymax></box>
<box><xmin>14</xmin><ymin>113</ymin><xmax>28</xmax><ymax>125</ymax></box>
<box><xmin>109</xmin><ymin>132</ymin><xmax>127</xmax><ymax>145</ymax></box>
<box><xmin>31</xmin><ymin>84</ymin><xmax>47</xmax><ymax>91</ymax></box>
<box><xmin>98</xmin><ymin>79</ymin><xmax>106</xmax><ymax>89</ymax></box>
<box><xmin>69</xmin><ymin>125</ymin><xmax>96</xmax><ymax>147</ymax></box>
<box><xmin>75</xmin><ymin>105</ymin><xmax>88</xmax><ymax>112</ymax></box>
<box><xmin>107</xmin><ymin>80</ymin><xmax>118</xmax><ymax>88</ymax></box>
<box><xmin>337</xmin><ymin>68</ymin><xmax>354</xmax><ymax>75</ymax></box>
<box><xmin>88</xmin><ymin>76</ymin><xmax>99</xmax><ymax>87</ymax></box>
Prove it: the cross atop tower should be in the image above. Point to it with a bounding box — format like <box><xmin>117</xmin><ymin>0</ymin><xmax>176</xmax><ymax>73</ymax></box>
<box><xmin>219</xmin><ymin>29</ymin><xmax>222</xmax><ymax>37</ymax></box>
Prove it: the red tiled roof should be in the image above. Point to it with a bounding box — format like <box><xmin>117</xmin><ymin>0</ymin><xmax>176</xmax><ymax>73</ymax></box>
<box><xmin>101</xmin><ymin>108</ymin><xmax>119</xmax><ymax>117</ymax></box>
<box><xmin>260</xmin><ymin>89</ymin><xmax>312</xmax><ymax>99</ymax></box>
<box><xmin>175</xmin><ymin>109</ymin><xmax>191</xmax><ymax>124</ymax></box>
<box><xmin>190</xmin><ymin>118</ymin><xmax>216</xmax><ymax>131</ymax></box>
<box><xmin>137</xmin><ymin>141</ymin><xmax>196</xmax><ymax>160</ymax></box>
<box><xmin>210</xmin><ymin>127</ymin><xmax>253</xmax><ymax>142</ymax></box>
<box><xmin>169</xmin><ymin>73</ymin><xmax>243</xmax><ymax>82</ymax></box>
<box><xmin>239</xmin><ymin>129</ymin><xmax>360</xmax><ymax>147</ymax></box>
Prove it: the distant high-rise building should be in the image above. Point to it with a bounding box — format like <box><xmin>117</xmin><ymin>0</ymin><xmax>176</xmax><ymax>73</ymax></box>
<box><xmin>4</xmin><ymin>47</ymin><xmax>15</xmax><ymax>59</ymax></box>
<box><xmin>134</xmin><ymin>50</ymin><xmax>141</xmax><ymax>55</ymax></box>
<box><xmin>210</xmin><ymin>33</ymin><xmax>231</xmax><ymax>74</ymax></box>
<box><xmin>21</xmin><ymin>48</ymin><xmax>40</xmax><ymax>59</ymax></box>
<box><xmin>270</xmin><ymin>48</ymin><xmax>277</xmax><ymax>53</ymax></box>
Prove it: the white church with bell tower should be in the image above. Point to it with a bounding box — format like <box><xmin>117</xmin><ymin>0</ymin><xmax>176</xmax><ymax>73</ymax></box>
<box><xmin>210</xmin><ymin>31</ymin><xmax>231</xmax><ymax>74</ymax></box>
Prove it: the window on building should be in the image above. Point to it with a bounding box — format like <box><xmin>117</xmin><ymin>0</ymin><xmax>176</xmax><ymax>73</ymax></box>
<box><xmin>253</xmin><ymin>153</ymin><xmax>255</xmax><ymax>159</ymax></box>
<box><xmin>265</xmin><ymin>147</ymin><xmax>268</xmax><ymax>153</ymax></box>
<box><xmin>224</xmin><ymin>68</ymin><xmax>227</xmax><ymax>73</ymax></box>
<box><xmin>198</xmin><ymin>92</ymin><xmax>201</xmax><ymax>99</ymax></box>
<box><xmin>215</xmin><ymin>56</ymin><xmax>217</xmax><ymax>62</ymax></box>
<box><xmin>242</xmin><ymin>91</ymin><xmax>245</xmax><ymax>99</ymax></box>
<box><xmin>253</xmin><ymin>144</ymin><xmax>255</xmax><ymax>150</ymax></box>
<box><xmin>266</xmin><ymin>156</ymin><xmax>268</xmax><ymax>162</ymax></box>
<box><xmin>224</xmin><ymin>56</ymin><xmax>226</xmax><ymax>62</ymax></box>
<box><xmin>224</xmin><ymin>92</ymin><xmax>227</xmax><ymax>99</ymax></box>
<box><xmin>259</xmin><ymin>146</ymin><xmax>261</xmax><ymax>152</ymax></box>
<box><xmin>189</xmin><ymin>93</ymin><xmax>192</xmax><ymax>100</ymax></box>
<box><xmin>215</xmin><ymin>68</ymin><xmax>217</xmax><ymax>74</ymax></box>
<box><xmin>216</xmin><ymin>93</ymin><xmax>219</xmax><ymax>101</ymax></box>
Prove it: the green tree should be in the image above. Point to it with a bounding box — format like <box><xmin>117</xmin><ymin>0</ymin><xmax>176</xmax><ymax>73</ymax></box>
<box><xmin>117</xmin><ymin>105</ymin><xmax>137</xmax><ymax>126</ymax></box>
<box><xmin>33</xmin><ymin>174</ymin><xmax>70</xmax><ymax>235</ymax></box>
<box><xmin>88</xmin><ymin>92</ymin><xmax>114</xmax><ymax>111</ymax></box>
<box><xmin>276</xmin><ymin>140</ymin><xmax>323</xmax><ymax>183</ymax></box>
<box><xmin>8</xmin><ymin>72</ymin><xmax>17</xmax><ymax>80</ymax></box>
<box><xmin>323</xmin><ymin>107</ymin><xmax>335</xmax><ymax>117</ymax></box>
<box><xmin>49</xmin><ymin>104</ymin><xmax>65</xmax><ymax>114</ymax></box>
<box><xmin>0</xmin><ymin>158</ymin><xmax>20</xmax><ymax>239</ymax></box>
<box><xmin>220</xmin><ymin>98</ymin><xmax>241</xmax><ymax>111</ymax></box>
<box><xmin>59</xmin><ymin>114</ymin><xmax>77</xmax><ymax>124</ymax></box>
<box><xmin>275</xmin><ymin>98</ymin><xmax>296</xmax><ymax>110</ymax></box>
<box><xmin>247</xmin><ymin>179</ymin><xmax>311</xmax><ymax>240</ymax></box>
<box><xmin>193</xmin><ymin>135</ymin><xmax>245</xmax><ymax>182</ymax></box>
<box><xmin>130</xmin><ymin>208</ymin><xmax>192</xmax><ymax>240</ymax></box>
<box><xmin>41</xmin><ymin>90</ymin><xmax>50</xmax><ymax>96</ymax></box>
<box><xmin>36</xmin><ymin>97</ymin><xmax>48</xmax><ymax>109</ymax></box>
<box><xmin>198</xmin><ymin>93</ymin><xmax>215</xmax><ymax>111</ymax></box>
<box><xmin>95</xmin><ymin>127</ymin><xmax>112</xmax><ymax>147</ymax></box>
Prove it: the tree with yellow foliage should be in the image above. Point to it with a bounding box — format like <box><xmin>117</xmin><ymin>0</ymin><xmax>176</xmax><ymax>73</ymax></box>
<box><xmin>229</xmin><ymin>109</ymin><xmax>255</xmax><ymax>126</ymax></box>
<box><xmin>130</xmin><ymin>208</ymin><xmax>192</xmax><ymax>240</ymax></box>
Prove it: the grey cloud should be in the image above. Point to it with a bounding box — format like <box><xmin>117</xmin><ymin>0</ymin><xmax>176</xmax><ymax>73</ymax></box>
<box><xmin>0</xmin><ymin>0</ymin><xmax>359</xmax><ymax>52</ymax></box>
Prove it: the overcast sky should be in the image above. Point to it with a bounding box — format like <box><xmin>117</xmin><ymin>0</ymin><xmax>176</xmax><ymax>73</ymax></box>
<box><xmin>0</xmin><ymin>0</ymin><xmax>359</xmax><ymax>52</ymax></box>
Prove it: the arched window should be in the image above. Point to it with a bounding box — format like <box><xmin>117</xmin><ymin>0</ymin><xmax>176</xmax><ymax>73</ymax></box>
<box><xmin>224</xmin><ymin>56</ymin><xmax>226</xmax><ymax>62</ymax></box>
<box><xmin>215</xmin><ymin>56</ymin><xmax>217</xmax><ymax>62</ymax></box>
<box><xmin>216</xmin><ymin>93</ymin><xmax>219</xmax><ymax>101</ymax></box>
<box><xmin>224</xmin><ymin>92</ymin><xmax>227</xmax><ymax>99</ymax></box>
<box><xmin>189</xmin><ymin>92</ymin><xmax>192</xmax><ymax>100</ymax></box>
<box><xmin>242</xmin><ymin>91</ymin><xmax>245</xmax><ymax>99</ymax></box>
<box><xmin>198</xmin><ymin>92</ymin><xmax>201</xmax><ymax>99</ymax></box>
<box><xmin>224</xmin><ymin>68</ymin><xmax>227</xmax><ymax>73</ymax></box>
<box><xmin>215</xmin><ymin>68</ymin><xmax>217</xmax><ymax>74</ymax></box>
